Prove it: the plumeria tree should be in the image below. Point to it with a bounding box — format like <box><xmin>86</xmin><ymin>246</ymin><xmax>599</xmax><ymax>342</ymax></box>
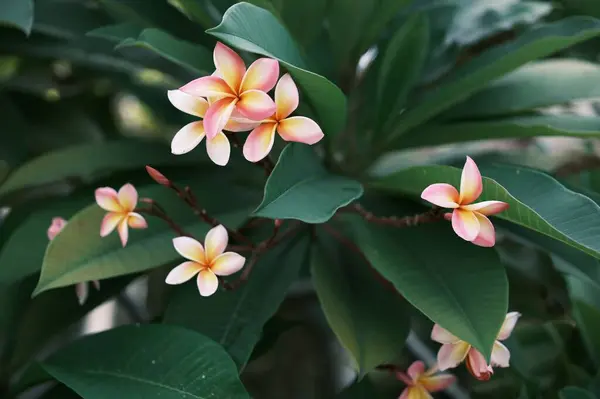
<box><xmin>4</xmin><ymin>0</ymin><xmax>600</xmax><ymax>398</ymax></box>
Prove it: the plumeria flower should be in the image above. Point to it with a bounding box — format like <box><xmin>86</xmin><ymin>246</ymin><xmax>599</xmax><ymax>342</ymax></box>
<box><xmin>432</xmin><ymin>312</ymin><xmax>521</xmax><ymax>381</ymax></box>
<box><xmin>180</xmin><ymin>42</ymin><xmax>278</xmax><ymax>140</ymax></box>
<box><xmin>421</xmin><ymin>156</ymin><xmax>509</xmax><ymax>247</ymax></box>
<box><xmin>397</xmin><ymin>361</ymin><xmax>455</xmax><ymax>399</ymax></box>
<box><xmin>165</xmin><ymin>225</ymin><xmax>245</xmax><ymax>297</ymax></box>
<box><xmin>95</xmin><ymin>183</ymin><xmax>148</xmax><ymax>247</ymax></box>
<box><xmin>243</xmin><ymin>73</ymin><xmax>324</xmax><ymax>162</ymax></box>
<box><xmin>47</xmin><ymin>217</ymin><xmax>100</xmax><ymax>305</ymax></box>
<box><xmin>167</xmin><ymin>90</ymin><xmax>258</xmax><ymax>165</ymax></box>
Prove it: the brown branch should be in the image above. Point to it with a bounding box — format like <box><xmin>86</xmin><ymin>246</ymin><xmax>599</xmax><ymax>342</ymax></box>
<box><xmin>344</xmin><ymin>203</ymin><xmax>444</xmax><ymax>227</ymax></box>
<box><xmin>137</xmin><ymin>204</ymin><xmax>191</xmax><ymax>238</ymax></box>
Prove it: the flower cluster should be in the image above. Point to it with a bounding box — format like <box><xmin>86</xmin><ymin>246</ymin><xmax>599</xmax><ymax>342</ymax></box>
<box><xmin>168</xmin><ymin>42</ymin><xmax>324</xmax><ymax>165</ymax></box>
<box><xmin>397</xmin><ymin>361</ymin><xmax>455</xmax><ymax>399</ymax></box>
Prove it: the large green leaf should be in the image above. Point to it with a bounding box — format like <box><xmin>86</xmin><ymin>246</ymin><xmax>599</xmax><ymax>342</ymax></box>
<box><xmin>0</xmin><ymin>0</ymin><xmax>33</xmax><ymax>34</ymax></box>
<box><xmin>394</xmin><ymin>115</ymin><xmax>600</xmax><ymax>149</ymax></box>
<box><xmin>566</xmin><ymin>276</ymin><xmax>600</xmax><ymax>368</ymax></box>
<box><xmin>206</xmin><ymin>2</ymin><xmax>347</xmax><ymax>137</ymax></box>
<box><xmin>42</xmin><ymin>325</ymin><xmax>249</xmax><ymax>399</ymax></box>
<box><xmin>115</xmin><ymin>28</ymin><xmax>213</xmax><ymax>75</ymax></box>
<box><xmin>277</xmin><ymin>0</ymin><xmax>327</xmax><ymax>47</ymax></box>
<box><xmin>33</xmin><ymin>182</ymin><xmax>252</xmax><ymax>296</ymax></box>
<box><xmin>358</xmin><ymin>0</ymin><xmax>413</xmax><ymax>52</ymax></box>
<box><xmin>377</xmin><ymin>13</ymin><xmax>429</xmax><ymax>130</ymax></box>
<box><xmin>348</xmin><ymin>217</ymin><xmax>508</xmax><ymax>360</ymax></box>
<box><xmin>327</xmin><ymin>0</ymin><xmax>372</xmax><ymax>69</ymax></box>
<box><xmin>383</xmin><ymin>16</ymin><xmax>600</xmax><ymax>143</ymax></box>
<box><xmin>0</xmin><ymin>140</ymin><xmax>197</xmax><ymax>199</ymax></box>
<box><xmin>167</xmin><ymin>0</ymin><xmax>214</xmax><ymax>29</ymax></box>
<box><xmin>87</xmin><ymin>22</ymin><xmax>144</xmax><ymax>43</ymax></box>
<box><xmin>446</xmin><ymin>60</ymin><xmax>600</xmax><ymax>119</ymax></box>
<box><xmin>164</xmin><ymin>232</ymin><xmax>310</xmax><ymax>368</ymax></box>
<box><xmin>560</xmin><ymin>387</ymin><xmax>597</xmax><ymax>399</ymax></box>
<box><xmin>254</xmin><ymin>144</ymin><xmax>363</xmax><ymax>223</ymax></box>
<box><xmin>311</xmin><ymin>235</ymin><xmax>410</xmax><ymax>375</ymax></box>
<box><xmin>373</xmin><ymin>163</ymin><xmax>600</xmax><ymax>259</ymax></box>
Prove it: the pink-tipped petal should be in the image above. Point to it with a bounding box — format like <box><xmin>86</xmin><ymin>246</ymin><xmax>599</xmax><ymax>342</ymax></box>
<box><xmin>420</xmin><ymin>374</ymin><xmax>456</xmax><ymax>393</ymax></box>
<box><xmin>462</xmin><ymin>200</ymin><xmax>509</xmax><ymax>216</ymax></box>
<box><xmin>443</xmin><ymin>212</ymin><xmax>453</xmax><ymax>221</ymax></box>
<box><xmin>173</xmin><ymin>236</ymin><xmax>207</xmax><ymax>264</ymax></box>
<box><xmin>95</xmin><ymin>187</ymin><xmax>122</xmax><ymax>212</ymax></box>
<box><xmin>197</xmin><ymin>269</ymin><xmax>219</xmax><ymax>297</ymax></box>
<box><xmin>204</xmin><ymin>224</ymin><xmax>228</xmax><ymax>261</ymax></box>
<box><xmin>127</xmin><ymin>212</ymin><xmax>148</xmax><ymax>229</ymax></box>
<box><xmin>203</xmin><ymin>97</ymin><xmax>237</xmax><ymax>140</ymax></box>
<box><xmin>117</xmin><ymin>218</ymin><xmax>129</xmax><ymax>247</ymax></box>
<box><xmin>398</xmin><ymin>387</ymin><xmax>410</xmax><ymax>399</ymax></box>
<box><xmin>47</xmin><ymin>217</ymin><xmax>67</xmax><ymax>240</ymax></box>
<box><xmin>277</xmin><ymin>116</ymin><xmax>324</xmax><ymax>145</ymax></box>
<box><xmin>236</xmin><ymin>89</ymin><xmax>276</xmax><ymax>121</ymax></box>
<box><xmin>240</xmin><ymin>58</ymin><xmax>279</xmax><ymax>93</ymax></box>
<box><xmin>100</xmin><ymin>212</ymin><xmax>123</xmax><ymax>237</ymax></box>
<box><xmin>406</xmin><ymin>386</ymin><xmax>433</xmax><ymax>399</ymax></box>
<box><xmin>165</xmin><ymin>261</ymin><xmax>201</xmax><ymax>285</ymax></box>
<box><xmin>224</xmin><ymin>118</ymin><xmax>260</xmax><ymax>132</ymax></box>
<box><xmin>420</xmin><ymin>184</ymin><xmax>460</xmax><ymax>209</ymax></box>
<box><xmin>167</xmin><ymin>90</ymin><xmax>209</xmax><ymax>117</ymax></box>
<box><xmin>180</xmin><ymin>76</ymin><xmax>235</xmax><ymax>98</ymax></box>
<box><xmin>92</xmin><ymin>280</ymin><xmax>101</xmax><ymax>290</ymax></box>
<box><xmin>75</xmin><ymin>282</ymin><xmax>89</xmax><ymax>305</ymax></box>
<box><xmin>451</xmin><ymin>209</ymin><xmax>480</xmax><ymax>242</ymax></box>
<box><xmin>466</xmin><ymin>349</ymin><xmax>493</xmax><ymax>381</ymax></box>
<box><xmin>211</xmin><ymin>252</ymin><xmax>245</xmax><ymax>276</ymax></box>
<box><xmin>275</xmin><ymin>73</ymin><xmax>299</xmax><ymax>120</ymax></box>
<box><xmin>437</xmin><ymin>342</ymin><xmax>470</xmax><ymax>371</ymax></box>
<box><xmin>407</xmin><ymin>361</ymin><xmax>426</xmax><ymax>381</ymax></box>
<box><xmin>206</xmin><ymin>132</ymin><xmax>231</xmax><ymax>166</ymax></box>
<box><xmin>243</xmin><ymin>122</ymin><xmax>277</xmax><ymax>162</ymax></box>
<box><xmin>213</xmin><ymin>42</ymin><xmax>246</xmax><ymax>92</ymax></box>
<box><xmin>431</xmin><ymin>324</ymin><xmax>460</xmax><ymax>344</ymax></box>
<box><xmin>497</xmin><ymin>312</ymin><xmax>521</xmax><ymax>340</ymax></box>
<box><xmin>117</xmin><ymin>184</ymin><xmax>138</xmax><ymax>212</ymax></box>
<box><xmin>171</xmin><ymin>121</ymin><xmax>206</xmax><ymax>155</ymax></box>
<box><xmin>459</xmin><ymin>156</ymin><xmax>483</xmax><ymax>204</ymax></box>
<box><xmin>471</xmin><ymin>213</ymin><xmax>496</xmax><ymax>247</ymax></box>
<box><xmin>490</xmin><ymin>341</ymin><xmax>510</xmax><ymax>367</ymax></box>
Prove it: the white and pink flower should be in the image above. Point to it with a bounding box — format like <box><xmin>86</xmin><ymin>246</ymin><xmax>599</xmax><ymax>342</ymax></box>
<box><xmin>397</xmin><ymin>361</ymin><xmax>455</xmax><ymax>399</ymax></box>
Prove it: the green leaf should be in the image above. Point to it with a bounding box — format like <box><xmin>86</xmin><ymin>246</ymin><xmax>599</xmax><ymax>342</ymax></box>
<box><xmin>0</xmin><ymin>140</ymin><xmax>196</xmax><ymax>199</ymax></box>
<box><xmin>115</xmin><ymin>28</ymin><xmax>213</xmax><ymax>75</ymax></box>
<box><xmin>311</xmin><ymin>235</ymin><xmax>410</xmax><ymax>375</ymax></box>
<box><xmin>33</xmin><ymin>182</ymin><xmax>251</xmax><ymax>296</ymax></box>
<box><xmin>167</xmin><ymin>0</ymin><xmax>214</xmax><ymax>29</ymax></box>
<box><xmin>447</xmin><ymin>60</ymin><xmax>600</xmax><ymax>119</ymax></box>
<box><xmin>560</xmin><ymin>387</ymin><xmax>598</xmax><ymax>399</ymax></box>
<box><xmin>87</xmin><ymin>23</ymin><xmax>144</xmax><ymax>43</ymax></box>
<box><xmin>338</xmin><ymin>377</ymin><xmax>382</xmax><ymax>398</ymax></box>
<box><xmin>0</xmin><ymin>0</ymin><xmax>33</xmax><ymax>35</ymax></box>
<box><xmin>327</xmin><ymin>0</ymin><xmax>372</xmax><ymax>69</ymax></box>
<box><xmin>278</xmin><ymin>0</ymin><xmax>327</xmax><ymax>47</ymax></box>
<box><xmin>348</xmin><ymin>217</ymin><xmax>508</xmax><ymax>360</ymax></box>
<box><xmin>42</xmin><ymin>325</ymin><xmax>249</xmax><ymax>399</ymax></box>
<box><xmin>358</xmin><ymin>0</ymin><xmax>413</xmax><ymax>52</ymax></box>
<box><xmin>206</xmin><ymin>2</ymin><xmax>347</xmax><ymax>137</ymax></box>
<box><xmin>566</xmin><ymin>276</ymin><xmax>600</xmax><ymax>368</ymax></box>
<box><xmin>384</xmin><ymin>16</ymin><xmax>600</xmax><ymax>142</ymax></box>
<box><xmin>377</xmin><ymin>13</ymin><xmax>429</xmax><ymax>130</ymax></box>
<box><xmin>164</xmin><ymin>232</ymin><xmax>310</xmax><ymax>368</ymax></box>
<box><xmin>394</xmin><ymin>115</ymin><xmax>600</xmax><ymax>149</ymax></box>
<box><xmin>254</xmin><ymin>144</ymin><xmax>363</xmax><ymax>223</ymax></box>
<box><xmin>373</xmin><ymin>163</ymin><xmax>600</xmax><ymax>259</ymax></box>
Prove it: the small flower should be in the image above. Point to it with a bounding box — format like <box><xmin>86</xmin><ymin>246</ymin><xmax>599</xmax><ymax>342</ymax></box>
<box><xmin>180</xmin><ymin>42</ymin><xmax>279</xmax><ymax>139</ymax></box>
<box><xmin>47</xmin><ymin>217</ymin><xmax>100</xmax><ymax>305</ymax></box>
<box><xmin>242</xmin><ymin>73</ymin><xmax>324</xmax><ymax>162</ymax></box>
<box><xmin>432</xmin><ymin>312</ymin><xmax>521</xmax><ymax>381</ymax></box>
<box><xmin>165</xmin><ymin>225</ymin><xmax>246</xmax><ymax>297</ymax></box>
<box><xmin>421</xmin><ymin>156</ymin><xmax>509</xmax><ymax>247</ymax></box>
<box><xmin>95</xmin><ymin>183</ymin><xmax>148</xmax><ymax>247</ymax></box>
<box><xmin>167</xmin><ymin>90</ymin><xmax>258</xmax><ymax>166</ymax></box>
<box><xmin>397</xmin><ymin>361</ymin><xmax>455</xmax><ymax>399</ymax></box>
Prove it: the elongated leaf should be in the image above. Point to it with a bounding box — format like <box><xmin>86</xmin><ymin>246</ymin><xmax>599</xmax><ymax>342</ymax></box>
<box><xmin>348</xmin><ymin>217</ymin><xmax>508</xmax><ymax>360</ymax></box>
<box><xmin>0</xmin><ymin>0</ymin><xmax>33</xmax><ymax>34</ymax></box>
<box><xmin>560</xmin><ymin>387</ymin><xmax>597</xmax><ymax>399</ymax></box>
<box><xmin>278</xmin><ymin>0</ymin><xmax>327</xmax><ymax>47</ymax></box>
<box><xmin>33</xmin><ymin>181</ymin><xmax>252</xmax><ymax>296</ymax></box>
<box><xmin>42</xmin><ymin>325</ymin><xmax>249</xmax><ymax>399</ymax></box>
<box><xmin>168</xmin><ymin>0</ymin><xmax>214</xmax><ymax>29</ymax></box>
<box><xmin>566</xmin><ymin>276</ymin><xmax>600</xmax><ymax>368</ymax></box>
<box><xmin>87</xmin><ymin>23</ymin><xmax>144</xmax><ymax>43</ymax></box>
<box><xmin>164</xmin><ymin>232</ymin><xmax>310</xmax><ymax>367</ymax></box>
<box><xmin>254</xmin><ymin>144</ymin><xmax>363</xmax><ymax>223</ymax></box>
<box><xmin>0</xmin><ymin>140</ymin><xmax>197</xmax><ymax>199</ymax></box>
<box><xmin>373</xmin><ymin>163</ymin><xmax>600</xmax><ymax>259</ymax></box>
<box><xmin>395</xmin><ymin>115</ymin><xmax>600</xmax><ymax>149</ymax></box>
<box><xmin>446</xmin><ymin>60</ymin><xmax>600</xmax><ymax>119</ymax></box>
<box><xmin>116</xmin><ymin>28</ymin><xmax>213</xmax><ymax>75</ymax></box>
<box><xmin>377</xmin><ymin>13</ymin><xmax>429</xmax><ymax>129</ymax></box>
<box><xmin>207</xmin><ymin>2</ymin><xmax>347</xmax><ymax>137</ymax></box>
<box><xmin>338</xmin><ymin>378</ymin><xmax>383</xmax><ymax>398</ymax></box>
<box><xmin>385</xmin><ymin>16</ymin><xmax>600</xmax><ymax>142</ymax></box>
<box><xmin>327</xmin><ymin>0</ymin><xmax>372</xmax><ymax>69</ymax></box>
<box><xmin>311</xmin><ymin>236</ymin><xmax>410</xmax><ymax>375</ymax></box>
<box><xmin>358</xmin><ymin>0</ymin><xmax>413</xmax><ymax>52</ymax></box>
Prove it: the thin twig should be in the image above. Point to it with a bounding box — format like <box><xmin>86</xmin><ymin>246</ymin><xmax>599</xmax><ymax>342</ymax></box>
<box><xmin>227</xmin><ymin>133</ymin><xmax>274</xmax><ymax>175</ymax></box>
<box><xmin>137</xmin><ymin>205</ymin><xmax>191</xmax><ymax>238</ymax></box>
<box><xmin>344</xmin><ymin>203</ymin><xmax>444</xmax><ymax>227</ymax></box>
